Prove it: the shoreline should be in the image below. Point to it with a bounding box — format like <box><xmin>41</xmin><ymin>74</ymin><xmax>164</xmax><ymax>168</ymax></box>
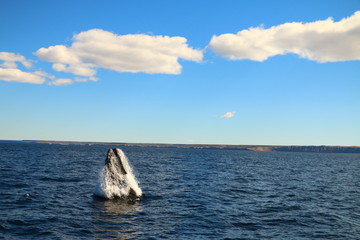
<box><xmin>1</xmin><ymin>140</ymin><xmax>359</xmax><ymax>154</ymax></box>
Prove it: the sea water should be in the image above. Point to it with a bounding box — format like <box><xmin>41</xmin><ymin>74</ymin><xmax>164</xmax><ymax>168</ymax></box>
<box><xmin>0</xmin><ymin>142</ymin><xmax>360</xmax><ymax>239</ymax></box>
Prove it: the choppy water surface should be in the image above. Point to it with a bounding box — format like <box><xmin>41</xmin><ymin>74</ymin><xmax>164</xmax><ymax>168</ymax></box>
<box><xmin>0</xmin><ymin>143</ymin><xmax>360</xmax><ymax>239</ymax></box>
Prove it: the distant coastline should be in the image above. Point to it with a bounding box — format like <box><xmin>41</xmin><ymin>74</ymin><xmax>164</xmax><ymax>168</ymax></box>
<box><xmin>1</xmin><ymin>140</ymin><xmax>359</xmax><ymax>154</ymax></box>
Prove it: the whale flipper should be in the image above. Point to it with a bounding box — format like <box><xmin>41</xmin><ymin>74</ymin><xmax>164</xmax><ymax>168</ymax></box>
<box><xmin>94</xmin><ymin>148</ymin><xmax>142</xmax><ymax>200</ymax></box>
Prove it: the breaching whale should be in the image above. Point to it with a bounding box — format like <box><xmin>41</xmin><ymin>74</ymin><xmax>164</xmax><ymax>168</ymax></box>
<box><xmin>94</xmin><ymin>148</ymin><xmax>143</xmax><ymax>200</ymax></box>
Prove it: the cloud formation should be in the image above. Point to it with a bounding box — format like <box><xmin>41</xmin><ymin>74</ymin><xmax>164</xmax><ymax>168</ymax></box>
<box><xmin>0</xmin><ymin>68</ymin><xmax>47</xmax><ymax>84</ymax></box>
<box><xmin>209</xmin><ymin>11</ymin><xmax>360</xmax><ymax>62</ymax></box>
<box><xmin>2</xmin><ymin>10</ymin><xmax>359</xmax><ymax>86</ymax></box>
<box><xmin>0</xmin><ymin>52</ymin><xmax>50</xmax><ymax>84</ymax></box>
<box><xmin>0</xmin><ymin>52</ymin><xmax>32</xmax><ymax>68</ymax></box>
<box><xmin>220</xmin><ymin>111</ymin><xmax>236</xmax><ymax>119</ymax></box>
<box><xmin>48</xmin><ymin>78</ymin><xmax>73</xmax><ymax>86</ymax></box>
<box><xmin>35</xmin><ymin>29</ymin><xmax>203</xmax><ymax>76</ymax></box>
<box><xmin>48</xmin><ymin>76</ymin><xmax>99</xmax><ymax>86</ymax></box>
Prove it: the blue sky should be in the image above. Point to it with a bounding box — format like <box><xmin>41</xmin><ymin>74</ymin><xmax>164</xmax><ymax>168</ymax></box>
<box><xmin>1</xmin><ymin>0</ymin><xmax>359</xmax><ymax>145</ymax></box>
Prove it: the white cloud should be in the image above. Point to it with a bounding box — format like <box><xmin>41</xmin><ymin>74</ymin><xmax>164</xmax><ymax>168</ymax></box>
<box><xmin>35</xmin><ymin>29</ymin><xmax>203</xmax><ymax>76</ymax></box>
<box><xmin>47</xmin><ymin>76</ymin><xmax>99</xmax><ymax>86</ymax></box>
<box><xmin>34</xmin><ymin>71</ymin><xmax>55</xmax><ymax>80</ymax></box>
<box><xmin>52</xmin><ymin>63</ymin><xmax>96</xmax><ymax>76</ymax></box>
<box><xmin>48</xmin><ymin>78</ymin><xmax>74</xmax><ymax>86</ymax></box>
<box><xmin>209</xmin><ymin>11</ymin><xmax>360</xmax><ymax>62</ymax></box>
<box><xmin>74</xmin><ymin>76</ymin><xmax>99</xmax><ymax>82</ymax></box>
<box><xmin>0</xmin><ymin>52</ymin><xmax>55</xmax><ymax>84</ymax></box>
<box><xmin>35</xmin><ymin>45</ymin><xmax>80</xmax><ymax>65</ymax></box>
<box><xmin>220</xmin><ymin>111</ymin><xmax>236</xmax><ymax>119</ymax></box>
<box><xmin>0</xmin><ymin>68</ymin><xmax>46</xmax><ymax>84</ymax></box>
<box><xmin>0</xmin><ymin>51</ymin><xmax>99</xmax><ymax>86</ymax></box>
<box><xmin>1</xmin><ymin>61</ymin><xmax>18</xmax><ymax>69</ymax></box>
<box><xmin>0</xmin><ymin>52</ymin><xmax>32</xmax><ymax>68</ymax></box>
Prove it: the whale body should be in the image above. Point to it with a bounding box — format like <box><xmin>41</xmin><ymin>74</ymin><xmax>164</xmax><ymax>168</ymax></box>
<box><xmin>94</xmin><ymin>148</ymin><xmax>142</xmax><ymax>200</ymax></box>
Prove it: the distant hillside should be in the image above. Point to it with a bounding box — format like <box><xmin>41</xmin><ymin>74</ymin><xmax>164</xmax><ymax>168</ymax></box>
<box><xmin>247</xmin><ymin>145</ymin><xmax>360</xmax><ymax>154</ymax></box>
<box><xmin>1</xmin><ymin>140</ymin><xmax>359</xmax><ymax>154</ymax></box>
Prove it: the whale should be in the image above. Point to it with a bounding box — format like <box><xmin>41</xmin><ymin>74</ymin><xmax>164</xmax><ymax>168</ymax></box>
<box><xmin>94</xmin><ymin>148</ymin><xmax>143</xmax><ymax>200</ymax></box>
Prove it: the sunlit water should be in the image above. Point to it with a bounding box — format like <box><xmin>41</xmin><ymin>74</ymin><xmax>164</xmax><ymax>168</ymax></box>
<box><xmin>0</xmin><ymin>143</ymin><xmax>359</xmax><ymax>239</ymax></box>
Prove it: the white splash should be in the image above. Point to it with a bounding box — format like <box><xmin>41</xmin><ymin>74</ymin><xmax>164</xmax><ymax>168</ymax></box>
<box><xmin>94</xmin><ymin>148</ymin><xmax>142</xmax><ymax>199</ymax></box>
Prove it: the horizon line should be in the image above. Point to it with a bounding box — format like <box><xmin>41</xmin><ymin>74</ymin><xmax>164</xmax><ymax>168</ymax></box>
<box><xmin>1</xmin><ymin>139</ymin><xmax>359</xmax><ymax>148</ymax></box>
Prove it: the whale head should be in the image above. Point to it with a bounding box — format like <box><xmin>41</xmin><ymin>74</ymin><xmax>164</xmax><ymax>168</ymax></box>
<box><xmin>95</xmin><ymin>148</ymin><xmax>142</xmax><ymax>200</ymax></box>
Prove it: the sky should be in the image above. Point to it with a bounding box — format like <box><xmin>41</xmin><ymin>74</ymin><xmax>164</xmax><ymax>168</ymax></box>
<box><xmin>1</xmin><ymin>0</ymin><xmax>359</xmax><ymax>146</ymax></box>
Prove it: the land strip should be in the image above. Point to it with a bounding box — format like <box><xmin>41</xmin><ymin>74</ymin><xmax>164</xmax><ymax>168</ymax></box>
<box><xmin>1</xmin><ymin>140</ymin><xmax>359</xmax><ymax>154</ymax></box>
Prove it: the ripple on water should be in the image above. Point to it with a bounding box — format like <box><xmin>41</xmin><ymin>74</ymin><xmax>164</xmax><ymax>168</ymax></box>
<box><xmin>0</xmin><ymin>144</ymin><xmax>360</xmax><ymax>239</ymax></box>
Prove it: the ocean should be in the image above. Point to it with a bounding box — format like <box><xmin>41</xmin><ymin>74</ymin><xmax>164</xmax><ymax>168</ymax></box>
<box><xmin>0</xmin><ymin>142</ymin><xmax>359</xmax><ymax>239</ymax></box>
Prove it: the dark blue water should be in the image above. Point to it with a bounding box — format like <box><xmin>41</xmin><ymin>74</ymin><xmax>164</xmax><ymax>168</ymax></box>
<box><xmin>0</xmin><ymin>143</ymin><xmax>360</xmax><ymax>239</ymax></box>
